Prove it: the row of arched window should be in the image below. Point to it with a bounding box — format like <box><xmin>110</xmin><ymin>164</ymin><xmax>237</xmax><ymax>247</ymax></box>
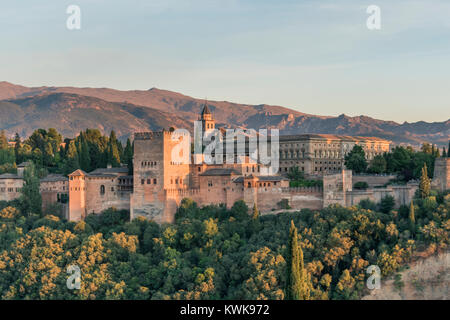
<box><xmin>141</xmin><ymin>178</ymin><xmax>157</xmax><ymax>185</ymax></box>
<box><xmin>280</xmin><ymin>150</ymin><xmax>306</xmax><ymax>159</ymax></box>
<box><xmin>141</xmin><ymin>161</ymin><xmax>157</xmax><ymax>168</ymax></box>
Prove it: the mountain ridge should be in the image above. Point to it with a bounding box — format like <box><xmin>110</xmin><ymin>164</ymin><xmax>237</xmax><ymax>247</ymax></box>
<box><xmin>0</xmin><ymin>82</ymin><xmax>448</xmax><ymax>146</ymax></box>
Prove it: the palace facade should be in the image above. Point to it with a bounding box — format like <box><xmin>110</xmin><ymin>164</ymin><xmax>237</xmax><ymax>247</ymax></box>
<box><xmin>7</xmin><ymin>106</ymin><xmax>448</xmax><ymax>224</ymax></box>
<box><xmin>279</xmin><ymin>134</ymin><xmax>390</xmax><ymax>176</ymax></box>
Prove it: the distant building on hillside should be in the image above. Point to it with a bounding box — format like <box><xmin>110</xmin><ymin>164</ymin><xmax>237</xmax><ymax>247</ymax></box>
<box><xmin>0</xmin><ymin>162</ymin><xmax>29</xmax><ymax>202</ymax></box>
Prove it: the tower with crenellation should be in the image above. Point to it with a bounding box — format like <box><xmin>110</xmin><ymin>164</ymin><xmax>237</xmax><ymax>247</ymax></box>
<box><xmin>432</xmin><ymin>157</ymin><xmax>450</xmax><ymax>192</ymax></box>
<box><xmin>131</xmin><ymin>129</ymin><xmax>191</xmax><ymax>223</ymax></box>
<box><xmin>68</xmin><ymin>169</ymin><xmax>87</xmax><ymax>221</ymax></box>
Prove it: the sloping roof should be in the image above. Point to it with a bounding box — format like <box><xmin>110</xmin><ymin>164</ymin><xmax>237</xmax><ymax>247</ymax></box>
<box><xmin>40</xmin><ymin>174</ymin><xmax>68</xmax><ymax>182</ymax></box>
<box><xmin>279</xmin><ymin>134</ymin><xmax>391</xmax><ymax>143</ymax></box>
<box><xmin>257</xmin><ymin>175</ymin><xmax>289</xmax><ymax>181</ymax></box>
<box><xmin>87</xmin><ymin>167</ymin><xmax>128</xmax><ymax>178</ymax></box>
<box><xmin>201</xmin><ymin>104</ymin><xmax>211</xmax><ymax>115</ymax></box>
<box><xmin>233</xmin><ymin>175</ymin><xmax>288</xmax><ymax>183</ymax></box>
<box><xmin>87</xmin><ymin>173</ymin><xmax>117</xmax><ymax>178</ymax></box>
<box><xmin>68</xmin><ymin>169</ymin><xmax>87</xmax><ymax>176</ymax></box>
<box><xmin>0</xmin><ymin>173</ymin><xmax>22</xmax><ymax>180</ymax></box>
<box><xmin>89</xmin><ymin>167</ymin><xmax>128</xmax><ymax>174</ymax></box>
<box><xmin>17</xmin><ymin>161</ymin><xmax>31</xmax><ymax>168</ymax></box>
<box><xmin>199</xmin><ymin>168</ymin><xmax>240</xmax><ymax>176</ymax></box>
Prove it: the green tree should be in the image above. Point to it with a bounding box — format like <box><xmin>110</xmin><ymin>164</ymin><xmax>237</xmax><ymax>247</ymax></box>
<box><xmin>63</xmin><ymin>141</ymin><xmax>80</xmax><ymax>175</ymax></box>
<box><xmin>421</xmin><ymin>143</ymin><xmax>432</xmax><ymax>154</ymax></box>
<box><xmin>123</xmin><ymin>138</ymin><xmax>133</xmax><ymax>175</ymax></box>
<box><xmin>287</xmin><ymin>166</ymin><xmax>304</xmax><ymax>181</ymax></box>
<box><xmin>448</xmin><ymin>141</ymin><xmax>450</xmax><ymax>157</ymax></box>
<box><xmin>286</xmin><ymin>220</ymin><xmax>310</xmax><ymax>300</ymax></box>
<box><xmin>252</xmin><ymin>203</ymin><xmax>259</xmax><ymax>220</ymax></box>
<box><xmin>344</xmin><ymin>145</ymin><xmax>367</xmax><ymax>173</ymax></box>
<box><xmin>0</xmin><ymin>130</ymin><xmax>8</xmax><ymax>150</ymax></box>
<box><xmin>79</xmin><ymin>139</ymin><xmax>91</xmax><ymax>172</ymax></box>
<box><xmin>419</xmin><ymin>163</ymin><xmax>431</xmax><ymax>199</ymax></box>
<box><xmin>13</xmin><ymin>133</ymin><xmax>21</xmax><ymax>164</ymax></box>
<box><xmin>368</xmin><ymin>154</ymin><xmax>387</xmax><ymax>174</ymax></box>
<box><xmin>379</xmin><ymin>195</ymin><xmax>395</xmax><ymax>213</ymax></box>
<box><xmin>409</xmin><ymin>200</ymin><xmax>415</xmax><ymax>235</ymax></box>
<box><xmin>20</xmin><ymin>162</ymin><xmax>42</xmax><ymax>216</ymax></box>
<box><xmin>108</xmin><ymin>130</ymin><xmax>121</xmax><ymax>167</ymax></box>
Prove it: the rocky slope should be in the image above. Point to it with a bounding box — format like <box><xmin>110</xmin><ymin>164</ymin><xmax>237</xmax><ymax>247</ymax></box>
<box><xmin>362</xmin><ymin>251</ymin><xmax>449</xmax><ymax>300</ymax></box>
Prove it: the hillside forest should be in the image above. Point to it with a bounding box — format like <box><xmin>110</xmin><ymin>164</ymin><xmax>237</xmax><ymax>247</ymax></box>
<box><xmin>0</xmin><ymin>128</ymin><xmax>449</xmax><ymax>299</ymax></box>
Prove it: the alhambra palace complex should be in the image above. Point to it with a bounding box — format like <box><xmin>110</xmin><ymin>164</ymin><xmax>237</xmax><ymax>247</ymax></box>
<box><xmin>2</xmin><ymin>106</ymin><xmax>450</xmax><ymax>223</ymax></box>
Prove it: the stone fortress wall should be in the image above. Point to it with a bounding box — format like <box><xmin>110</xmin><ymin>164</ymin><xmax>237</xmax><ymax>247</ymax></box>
<box><xmin>11</xmin><ymin>107</ymin><xmax>448</xmax><ymax>223</ymax></box>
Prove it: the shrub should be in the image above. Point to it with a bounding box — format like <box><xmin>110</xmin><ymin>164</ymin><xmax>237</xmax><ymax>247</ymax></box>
<box><xmin>277</xmin><ymin>199</ymin><xmax>291</xmax><ymax>210</ymax></box>
<box><xmin>354</xmin><ymin>181</ymin><xmax>369</xmax><ymax>190</ymax></box>
<box><xmin>359</xmin><ymin>198</ymin><xmax>377</xmax><ymax>210</ymax></box>
<box><xmin>379</xmin><ymin>195</ymin><xmax>395</xmax><ymax>213</ymax></box>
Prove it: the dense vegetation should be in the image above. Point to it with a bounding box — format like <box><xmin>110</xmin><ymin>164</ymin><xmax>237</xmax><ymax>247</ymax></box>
<box><xmin>0</xmin><ymin>128</ymin><xmax>133</xmax><ymax>176</ymax></box>
<box><xmin>1</xmin><ymin>129</ymin><xmax>449</xmax><ymax>300</ymax></box>
<box><xmin>0</xmin><ymin>187</ymin><xmax>448</xmax><ymax>300</ymax></box>
<box><xmin>345</xmin><ymin>142</ymin><xmax>448</xmax><ymax>182</ymax></box>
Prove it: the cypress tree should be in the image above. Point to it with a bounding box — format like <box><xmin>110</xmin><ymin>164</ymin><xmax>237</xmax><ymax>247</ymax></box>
<box><xmin>419</xmin><ymin>163</ymin><xmax>431</xmax><ymax>199</ymax></box>
<box><xmin>64</xmin><ymin>141</ymin><xmax>80</xmax><ymax>174</ymax></box>
<box><xmin>409</xmin><ymin>200</ymin><xmax>415</xmax><ymax>235</ymax></box>
<box><xmin>443</xmin><ymin>147</ymin><xmax>447</xmax><ymax>158</ymax></box>
<box><xmin>252</xmin><ymin>203</ymin><xmax>259</xmax><ymax>220</ymax></box>
<box><xmin>124</xmin><ymin>138</ymin><xmax>133</xmax><ymax>174</ymax></box>
<box><xmin>20</xmin><ymin>162</ymin><xmax>42</xmax><ymax>216</ymax></box>
<box><xmin>448</xmin><ymin>141</ymin><xmax>450</xmax><ymax>157</ymax></box>
<box><xmin>108</xmin><ymin>130</ymin><xmax>121</xmax><ymax>167</ymax></box>
<box><xmin>14</xmin><ymin>133</ymin><xmax>21</xmax><ymax>164</ymax></box>
<box><xmin>298</xmin><ymin>242</ymin><xmax>311</xmax><ymax>300</ymax></box>
<box><xmin>0</xmin><ymin>130</ymin><xmax>7</xmax><ymax>150</ymax></box>
<box><xmin>79</xmin><ymin>140</ymin><xmax>91</xmax><ymax>171</ymax></box>
<box><xmin>434</xmin><ymin>145</ymin><xmax>440</xmax><ymax>157</ymax></box>
<box><xmin>286</xmin><ymin>220</ymin><xmax>310</xmax><ymax>300</ymax></box>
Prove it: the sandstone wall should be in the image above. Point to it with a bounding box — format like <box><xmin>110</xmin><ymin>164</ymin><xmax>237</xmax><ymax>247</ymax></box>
<box><xmin>0</xmin><ymin>179</ymin><xmax>23</xmax><ymax>202</ymax></box>
<box><xmin>352</xmin><ymin>174</ymin><xmax>396</xmax><ymax>188</ymax></box>
<box><xmin>433</xmin><ymin>158</ymin><xmax>450</xmax><ymax>192</ymax></box>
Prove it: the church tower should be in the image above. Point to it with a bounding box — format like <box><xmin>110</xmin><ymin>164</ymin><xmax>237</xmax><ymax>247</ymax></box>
<box><xmin>200</xmin><ymin>102</ymin><xmax>215</xmax><ymax>132</ymax></box>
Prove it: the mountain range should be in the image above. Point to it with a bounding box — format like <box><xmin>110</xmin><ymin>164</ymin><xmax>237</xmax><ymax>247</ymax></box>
<box><xmin>0</xmin><ymin>81</ymin><xmax>448</xmax><ymax>146</ymax></box>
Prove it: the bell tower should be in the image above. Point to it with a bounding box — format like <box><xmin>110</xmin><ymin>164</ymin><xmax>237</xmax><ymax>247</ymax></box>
<box><xmin>200</xmin><ymin>102</ymin><xmax>215</xmax><ymax>132</ymax></box>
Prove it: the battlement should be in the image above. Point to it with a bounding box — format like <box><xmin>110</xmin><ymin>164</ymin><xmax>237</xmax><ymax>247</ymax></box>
<box><xmin>134</xmin><ymin>131</ymin><xmax>165</xmax><ymax>140</ymax></box>
<box><xmin>165</xmin><ymin>188</ymin><xmax>201</xmax><ymax>196</ymax></box>
<box><xmin>134</xmin><ymin>129</ymin><xmax>191</xmax><ymax>141</ymax></box>
<box><xmin>281</xmin><ymin>186</ymin><xmax>323</xmax><ymax>193</ymax></box>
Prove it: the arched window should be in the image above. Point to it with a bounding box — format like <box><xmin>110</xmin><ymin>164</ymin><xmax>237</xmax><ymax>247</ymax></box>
<box><xmin>100</xmin><ymin>185</ymin><xmax>105</xmax><ymax>195</ymax></box>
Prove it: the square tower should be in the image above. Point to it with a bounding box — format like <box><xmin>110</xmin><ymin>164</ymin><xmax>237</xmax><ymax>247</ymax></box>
<box><xmin>433</xmin><ymin>157</ymin><xmax>450</xmax><ymax>191</ymax></box>
<box><xmin>68</xmin><ymin>169</ymin><xmax>87</xmax><ymax>221</ymax></box>
<box><xmin>131</xmin><ymin>130</ymin><xmax>191</xmax><ymax>223</ymax></box>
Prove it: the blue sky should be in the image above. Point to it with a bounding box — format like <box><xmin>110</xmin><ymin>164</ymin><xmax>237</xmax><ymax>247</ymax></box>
<box><xmin>1</xmin><ymin>0</ymin><xmax>449</xmax><ymax>122</ymax></box>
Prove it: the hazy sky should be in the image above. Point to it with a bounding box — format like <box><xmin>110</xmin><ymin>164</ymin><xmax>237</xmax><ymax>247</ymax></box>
<box><xmin>1</xmin><ymin>0</ymin><xmax>449</xmax><ymax>123</ymax></box>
